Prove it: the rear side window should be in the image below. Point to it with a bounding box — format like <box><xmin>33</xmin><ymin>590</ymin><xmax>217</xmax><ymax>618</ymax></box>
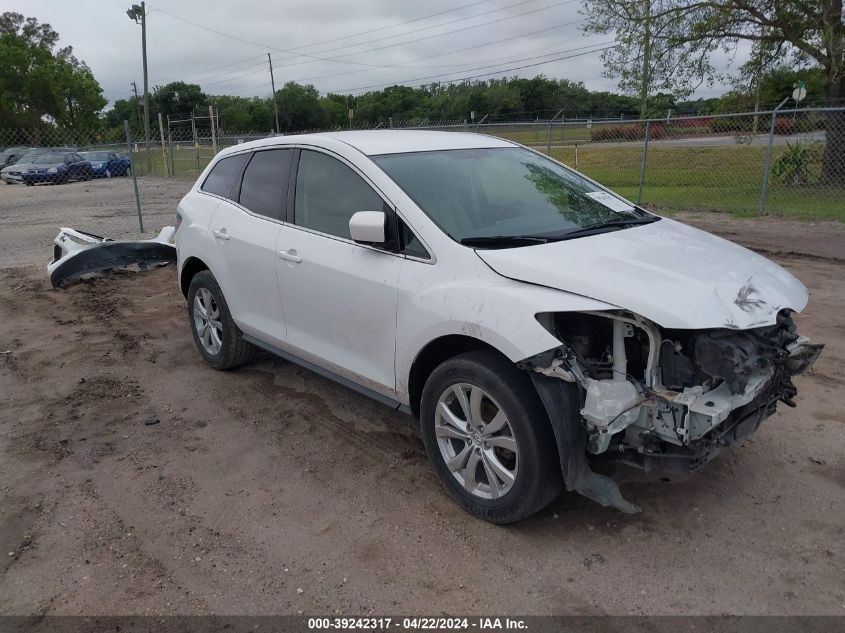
<box><xmin>202</xmin><ymin>153</ymin><xmax>250</xmax><ymax>199</ymax></box>
<box><xmin>294</xmin><ymin>150</ymin><xmax>383</xmax><ymax>239</ymax></box>
<box><xmin>238</xmin><ymin>149</ymin><xmax>294</xmax><ymax>220</ymax></box>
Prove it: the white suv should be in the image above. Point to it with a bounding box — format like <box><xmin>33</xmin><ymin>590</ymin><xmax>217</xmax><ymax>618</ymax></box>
<box><xmin>175</xmin><ymin>131</ymin><xmax>821</xmax><ymax>523</ymax></box>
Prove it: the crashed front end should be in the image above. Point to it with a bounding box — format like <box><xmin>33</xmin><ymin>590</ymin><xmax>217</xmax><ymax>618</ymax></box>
<box><xmin>522</xmin><ymin>310</ymin><xmax>822</xmax><ymax>512</ymax></box>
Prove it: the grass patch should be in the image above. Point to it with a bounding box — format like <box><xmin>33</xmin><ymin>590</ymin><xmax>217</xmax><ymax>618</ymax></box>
<box><xmin>549</xmin><ymin>144</ymin><xmax>845</xmax><ymax>221</ymax></box>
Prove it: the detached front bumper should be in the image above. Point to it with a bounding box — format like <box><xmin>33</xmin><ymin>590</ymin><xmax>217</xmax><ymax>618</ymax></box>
<box><xmin>48</xmin><ymin>226</ymin><xmax>176</xmax><ymax>287</ymax></box>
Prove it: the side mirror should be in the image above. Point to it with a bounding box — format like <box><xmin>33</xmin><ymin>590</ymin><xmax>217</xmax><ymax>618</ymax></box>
<box><xmin>349</xmin><ymin>211</ymin><xmax>386</xmax><ymax>244</ymax></box>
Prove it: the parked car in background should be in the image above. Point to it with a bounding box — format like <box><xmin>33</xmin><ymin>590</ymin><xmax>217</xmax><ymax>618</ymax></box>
<box><xmin>1</xmin><ymin>149</ymin><xmax>46</xmax><ymax>184</ymax></box>
<box><xmin>21</xmin><ymin>152</ymin><xmax>92</xmax><ymax>185</ymax></box>
<box><xmin>0</xmin><ymin>147</ymin><xmax>32</xmax><ymax>169</ymax></box>
<box><xmin>174</xmin><ymin>130</ymin><xmax>822</xmax><ymax>523</ymax></box>
<box><xmin>79</xmin><ymin>151</ymin><xmax>131</xmax><ymax>177</ymax></box>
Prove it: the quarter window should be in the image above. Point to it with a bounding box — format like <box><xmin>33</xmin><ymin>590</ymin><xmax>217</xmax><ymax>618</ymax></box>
<box><xmin>238</xmin><ymin>149</ymin><xmax>294</xmax><ymax>220</ymax></box>
<box><xmin>294</xmin><ymin>150</ymin><xmax>383</xmax><ymax>239</ymax></box>
<box><xmin>202</xmin><ymin>153</ymin><xmax>250</xmax><ymax>199</ymax></box>
<box><xmin>400</xmin><ymin>221</ymin><xmax>430</xmax><ymax>259</ymax></box>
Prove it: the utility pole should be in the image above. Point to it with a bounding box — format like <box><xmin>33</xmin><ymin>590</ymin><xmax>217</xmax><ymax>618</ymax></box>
<box><xmin>268</xmin><ymin>53</ymin><xmax>280</xmax><ymax>134</ymax></box>
<box><xmin>127</xmin><ymin>2</ymin><xmax>151</xmax><ymax>171</ymax></box>
<box><xmin>130</xmin><ymin>82</ymin><xmax>143</xmax><ymax>129</ymax></box>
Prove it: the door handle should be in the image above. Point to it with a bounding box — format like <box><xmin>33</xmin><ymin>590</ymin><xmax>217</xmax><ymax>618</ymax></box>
<box><xmin>277</xmin><ymin>249</ymin><xmax>302</xmax><ymax>263</ymax></box>
<box><xmin>212</xmin><ymin>228</ymin><xmax>230</xmax><ymax>240</ymax></box>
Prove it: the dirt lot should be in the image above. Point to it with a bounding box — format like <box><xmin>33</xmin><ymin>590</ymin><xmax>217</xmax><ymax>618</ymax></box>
<box><xmin>0</xmin><ymin>179</ymin><xmax>843</xmax><ymax>616</ymax></box>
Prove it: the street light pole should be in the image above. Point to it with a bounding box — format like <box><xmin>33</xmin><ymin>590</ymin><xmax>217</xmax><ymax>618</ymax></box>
<box><xmin>127</xmin><ymin>2</ymin><xmax>151</xmax><ymax>173</ymax></box>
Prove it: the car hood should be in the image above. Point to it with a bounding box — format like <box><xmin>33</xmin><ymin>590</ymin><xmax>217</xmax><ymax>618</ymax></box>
<box><xmin>3</xmin><ymin>162</ymin><xmax>33</xmax><ymax>172</ymax></box>
<box><xmin>475</xmin><ymin>218</ymin><xmax>808</xmax><ymax>330</ymax></box>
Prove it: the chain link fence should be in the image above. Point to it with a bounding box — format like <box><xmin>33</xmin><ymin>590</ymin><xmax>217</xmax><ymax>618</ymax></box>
<box><xmin>1</xmin><ymin>106</ymin><xmax>842</xmax><ymax>262</ymax></box>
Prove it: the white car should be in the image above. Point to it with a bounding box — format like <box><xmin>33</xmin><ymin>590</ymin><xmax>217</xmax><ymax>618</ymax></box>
<box><xmin>174</xmin><ymin>131</ymin><xmax>822</xmax><ymax>523</ymax></box>
<box><xmin>1</xmin><ymin>150</ymin><xmax>46</xmax><ymax>184</ymax></box>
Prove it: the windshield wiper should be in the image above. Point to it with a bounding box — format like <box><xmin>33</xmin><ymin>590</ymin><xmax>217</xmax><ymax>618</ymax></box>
<box><xmin>460</xmin><ymin>235</ymin><xmax>550</xmax><ymax>248</ymax></box>
<box><xmin>537</xmin><ymin>216</ymin><xmax>660</xmax><ymax>241</ymax></box>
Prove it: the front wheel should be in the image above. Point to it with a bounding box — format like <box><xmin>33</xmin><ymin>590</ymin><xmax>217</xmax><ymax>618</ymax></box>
<box><xmin>420</xmin><ymin>350</ymin><xmax>562</xmax><ymax>524</ymax></box>
<box><xmin>187</xmin><ymin>270</ymin><xmax>255</xmax><ymax>370</ymax></box>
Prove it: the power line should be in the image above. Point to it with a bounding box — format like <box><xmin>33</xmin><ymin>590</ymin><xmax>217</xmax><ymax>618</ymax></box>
<box><xmin>339</xmin><ymin>44</ymin><xmax>618</xmax><ymax>94</ymax></box>
<box><xmin>199</xmin><ymin>18</ymin><xmax>589</xmax><ymax>90</ymax></box>
<box><xmin>199</xmin><ymin>16</ymin><xmax>587</xmax><ymax>90</ymax></box>
<box><xmin>148</xmin><ymin>1</ymin><xmax>507</xmax><ymax>84</ymax></box>
<box><xmin>274</xmin><ymin>0</ymin><xmax>580</xmax><ymax>68</ymax></box>
<box><xmin>272</xmin><ymin>0</ymin><xmax>558</xmax><ymax>63</ymax></box>
<box><xmin>151</xmin><ymin>0</ymin><xmax>575</xmax><ymax>72</ymax></box>
<box><xmin>285</xmin><ymin>0</ymin><xmax>501</xmax><ymax>51</ymax></box>
<box><xmin>155</xmin><ymin>54</ymin><xmax>268</xmax><ymax>85</ymax></box>
<box><xmin>228</xmin><ymin>42</ymin><xmax>615</xmax><ymax>97</ymax></box>
<box><xmin>286</xmin><ymin>20</ymin><xmax>590</xmax><ymax>84</ymax></box>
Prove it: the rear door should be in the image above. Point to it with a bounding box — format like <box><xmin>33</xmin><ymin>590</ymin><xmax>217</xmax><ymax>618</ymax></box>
<box><xmin>207</xmin><ymin>148</ymin><xmax>294</xmax><ymax>347</ymax></box>
<box><xmin>274</xmin><ymin>148</ymin><xmax>402</xmax><ymax>398</ymax></box>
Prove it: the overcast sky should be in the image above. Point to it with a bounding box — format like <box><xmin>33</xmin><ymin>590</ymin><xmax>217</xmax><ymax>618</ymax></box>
<box><xmin>25</xmin><ymin>0</ymin><xmax>749</xmax><ymax>109</ymax></box>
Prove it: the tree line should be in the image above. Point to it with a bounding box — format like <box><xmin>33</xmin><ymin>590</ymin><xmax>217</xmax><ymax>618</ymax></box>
<box><xmin>101</xmin><ymin>66</ymin><xmax>827</xmax><ymax>135</ymax></box>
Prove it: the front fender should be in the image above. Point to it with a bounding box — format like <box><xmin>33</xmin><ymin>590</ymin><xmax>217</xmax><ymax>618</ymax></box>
<box><xmin>395</xmin><ymin>272</ymin><xmax>616</xmax><ymax>400</ymax></box>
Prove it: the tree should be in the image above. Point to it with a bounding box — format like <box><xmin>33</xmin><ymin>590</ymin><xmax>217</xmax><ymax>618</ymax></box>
<box><xmin>152</xmin><ymin>81</ymin><xmax>207</xmax><ymax>118</ymax></box>
<box><xmin>581</xmin><ymin>0</ymin><xmax>845</xmax><ymax>183</ymax></box>
<box><xmin>275</xmin><ymin>82</ymin><xmax>328</xmax><ymax>131</ymax></box>
<box><xmin>0</xmin><ymin>12</ymin><xmax>105</xmax><ymax>131</ymax></box>
<box><xmin>582</xmin><ymin>1</ymin><xmax>719</xmax><ymax>117</ymax></box>
<box><xmin>52</xmin><ymin>49</ymin><xmax>107</xmax><ymax>131</ymax></box>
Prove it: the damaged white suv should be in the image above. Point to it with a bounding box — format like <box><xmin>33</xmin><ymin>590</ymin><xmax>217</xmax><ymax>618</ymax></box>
<box><xmin>175</xmin><ymin>131</ymin><xmax>822</xmax><ymax>523</ymax></box>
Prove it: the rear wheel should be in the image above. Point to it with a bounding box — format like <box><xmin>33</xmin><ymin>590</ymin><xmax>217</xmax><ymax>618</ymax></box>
<box><xmin>187</xmin><ymin>270</ymin><xmax>255</xmax><ymax>370</ymax></box>
<box><xmin>420</xmin><ymin>350</ymin><xmax>561</xmax><ymax>524</ymax></box>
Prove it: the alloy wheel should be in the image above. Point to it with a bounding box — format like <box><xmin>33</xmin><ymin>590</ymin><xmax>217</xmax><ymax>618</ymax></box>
<box><xmin>193</xmin><ymin>288</ymin><xmax>223</xmax><ymax>355</ymax></box>
<box><xmin>434</xmin><ymin>383</ymin><xmax>519</xmax><ymax>499</ymax></box>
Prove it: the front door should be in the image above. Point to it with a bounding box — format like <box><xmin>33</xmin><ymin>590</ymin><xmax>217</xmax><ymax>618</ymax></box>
<box><xmin>275</xmin><ymin>149</ymin><xmax>402</xmax><ymax>398</ymax></box>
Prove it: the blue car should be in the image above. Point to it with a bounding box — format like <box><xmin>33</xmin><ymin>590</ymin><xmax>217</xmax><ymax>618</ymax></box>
<box><xmin>21</xmin><ymin>152</ymin><xmax>92</xmax><ymax>185</ymax></box>
<box><xmin>79</xmin><ymin>151</ymin><xmax>132</xmax><ymax>177</ymax></box>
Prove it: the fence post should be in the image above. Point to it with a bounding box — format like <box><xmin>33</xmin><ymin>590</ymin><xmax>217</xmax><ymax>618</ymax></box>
<box><xmin>637</xmin><ymin>121</ymin><xmax>651</xmax><ymax>205</ymax></box>
<box><xmin>476</xmin><ymin>113</ymin><xmax>488</xmax><ymax>133</ymax></box>
<box><xmin>209</xmin><ymin>105</ymin><xmax>218</xmax><ymax>155</ymax></box>
<box><xmin>191</xmin><ymin>113</ymin><xmax>199</xmax><ymax>174</ymax></box>
<box><xmin>124</xmin><ymin>120</ymin><xmax>144</xmax><ymax>235</ymax></box>
<box><xmin>166</xmin><ymin>114</ymin><xmax>175</xmax><ymax>178</ymax></box>
<box><xmin>759</xmin><ymin>97</ymin><xmax>790</xmax><ymax>214</ymax></box>
<box><xmin>546</xmin><ymin>108</ymin><xmax>565</xmax><ymax>155</ymax></box>
<box><xmin>158</xmin><ymin>112</ymin><xmax>167</xmax><ymax>177</ymax></box>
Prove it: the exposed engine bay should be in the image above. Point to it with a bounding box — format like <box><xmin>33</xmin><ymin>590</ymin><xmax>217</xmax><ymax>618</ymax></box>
<box><xmin>522</xmin><ymin>310</ymin><xmax>823</xmax><ymax>512</ymax></box>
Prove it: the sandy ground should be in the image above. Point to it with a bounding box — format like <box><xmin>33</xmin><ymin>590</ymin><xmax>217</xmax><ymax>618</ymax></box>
<box><xmin>0</xmin><ymin>179</ymin><xmax>843</xmax><ymax>616</ymax></box>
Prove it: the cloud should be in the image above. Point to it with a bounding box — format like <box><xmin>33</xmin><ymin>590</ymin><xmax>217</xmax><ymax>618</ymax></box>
<box><xmin>29</xmin><ymin>0</ymin><xmax>744</xmax><ymax>106</ymax></box>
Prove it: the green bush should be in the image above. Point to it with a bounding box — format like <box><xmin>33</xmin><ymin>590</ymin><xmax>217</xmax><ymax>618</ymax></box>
<box><xmin>771</xmin><ymin>141</ymin><xmax>822</xmax><ymax>186</ymax></box>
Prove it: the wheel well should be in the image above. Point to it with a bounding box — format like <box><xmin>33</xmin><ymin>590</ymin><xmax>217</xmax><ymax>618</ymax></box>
<box><xmin>180</xmin><ymin>257</ymin><xmax>208</xmax><ymax>298</ymax></box>
<box><xmin>407</xmin><ymin>335</ymin><xmax>509</xmax><ymax>418</ymax></box>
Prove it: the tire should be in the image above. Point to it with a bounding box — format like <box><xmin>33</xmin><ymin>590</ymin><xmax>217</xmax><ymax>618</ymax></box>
<box><xmin>420</xmin><ymin>350</ymin><xmax>562</xmax><ymax>524</ymax></box>
<box><xmin>187</xmin><ymin>270</ymin><xmax>255</xmax><ymax>370</ymax></box>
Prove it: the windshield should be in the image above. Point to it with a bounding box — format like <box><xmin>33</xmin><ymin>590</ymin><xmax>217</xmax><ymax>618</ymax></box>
<box><xmin>81</xmin><ymin>152</ymin><xmax>111</xmax><ymax>160</ymax></box>
<box><xmin>373</xmin><ymin>147</ymin><xmax>653</xmax><ymax>242</ymax></box>
<box><xmin>32</xmin><ymin>154</ymin><xmax>66</xmax><ymax>164</ymax></box>
<box><xmin>13</xmin><ymin>152</ymin><xmax>42</xmax><ymax>164</ymax></box>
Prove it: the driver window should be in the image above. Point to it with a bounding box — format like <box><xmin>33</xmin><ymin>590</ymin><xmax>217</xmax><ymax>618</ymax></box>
<box><xmin>294</xmin><ymin>150</ymin><xmax>383</xmax><ymax>239</ymax></box>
